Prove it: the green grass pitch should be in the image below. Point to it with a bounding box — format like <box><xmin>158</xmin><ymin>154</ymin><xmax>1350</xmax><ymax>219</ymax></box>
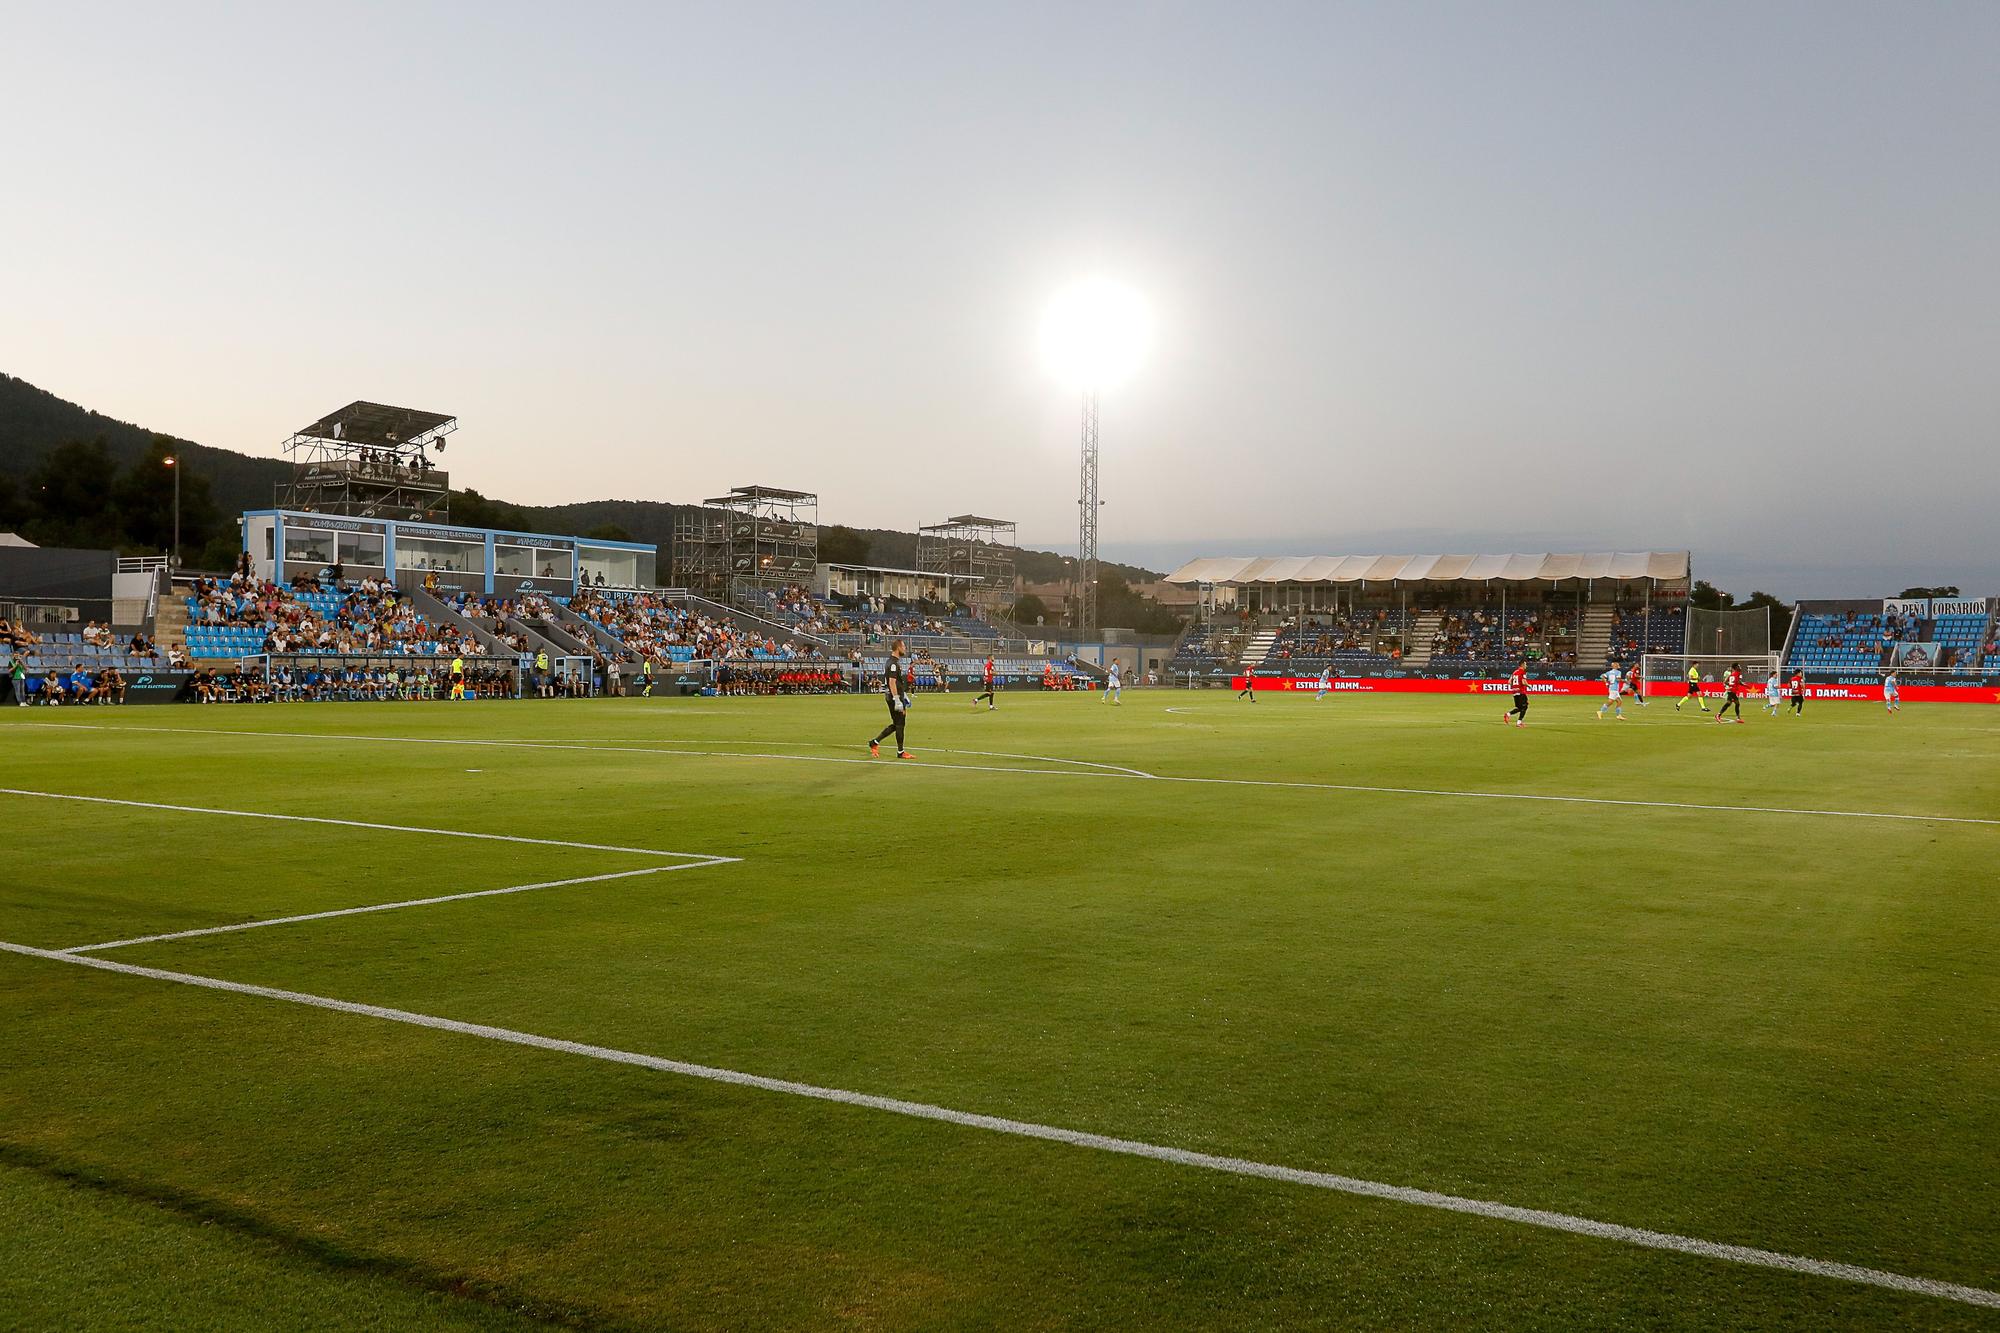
<box><xmin>3</xmin><ymin>691</ymin><xmax>1997</xmax><ymax>1330</ymax></box>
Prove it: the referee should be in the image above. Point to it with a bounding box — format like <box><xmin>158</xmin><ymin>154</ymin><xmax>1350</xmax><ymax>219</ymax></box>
<box><xmin>869</xmin><ymin>638</ymin><xmax>913</xmax><ymax>759</ymax></box>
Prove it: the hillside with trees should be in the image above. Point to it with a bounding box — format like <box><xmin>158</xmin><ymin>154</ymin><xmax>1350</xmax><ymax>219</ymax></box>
<box><xmin>0</xmin><ymin>373</ymin><xmax>1165</xmax><ymax>613</ymax></box>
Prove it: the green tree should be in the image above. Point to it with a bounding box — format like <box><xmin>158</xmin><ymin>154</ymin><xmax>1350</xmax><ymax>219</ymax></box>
<box><xmin>114</xmin><ymin>436</ymin><xmax>221</xmax><ymax>558</ymax></box>
<box><xmin>1010</xmin><ymin>592</ymin><xmax>1050</xmax><ymax>625</ymax></box>
<box><xmin>1690</xmin><ymin>579</ymin><xmax>1735</xmax><ymax>611</ymax></box>
<box><xmin>818</xmin><ymin>524</ymin><xmax>870</xmax><ymax>566</ymax></box>
<box><xmin>1095</xmin><ymin>572</ymin><xmax>1189</xmax><ymax>635</ymax></box>
<box><xmin>453</xmin><ymin>488</ymin><xmax>530</xmax><ymax>533</ymax></box>
<box><xmin>584</xmin><ymin>522</ymin><xmax>634</xmax><ymax>542</ymax></box>
<box><xmin>26</xmin><ymin>437</ymin><xmax>121</xmax><ymax>548</ymax></box>
<box><xmin>0</xmin><ymin>471</ymin><xmax>21</xmax><ymax>530</ymax></box>
<box><xmin>1897</xmin><ymin>585</ymin><xmax>1960</xmax><ymax>599</ymax></box>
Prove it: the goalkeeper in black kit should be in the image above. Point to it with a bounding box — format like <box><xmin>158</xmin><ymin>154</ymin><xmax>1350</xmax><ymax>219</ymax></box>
<box><xmin>869</xmin><ymin>638</ymin><xmax>914</xmax><ymax>759</ymax></box>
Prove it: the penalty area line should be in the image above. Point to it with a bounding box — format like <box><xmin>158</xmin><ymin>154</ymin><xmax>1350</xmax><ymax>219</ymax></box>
<box><xmin>0</xmin><ymin>938</ymin><xmax>1993</xmax><ymax>1312</ymax></box>
<box><xmin>59</xmin><ymin>860</ymin><xmax>734</xmax><ymax>955</ymax></box>
<box><xmin>0</xmin><ymin>787</ymin><xmax>734</xmax><ymax>861</ymax></box>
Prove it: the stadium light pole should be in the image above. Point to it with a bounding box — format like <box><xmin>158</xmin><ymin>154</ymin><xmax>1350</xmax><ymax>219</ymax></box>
<box><xmin>1041</xmin><ymin>278</ymin><xmax>1150</xmax><ymax>636</ymax></box>
<box><xmin>1078</xmin><ymin>389</ymin><xmax>1100</xmax><ymax>631</ymax></box>
<box><xmin>163</xmin><ymin>454</ymin><xmax>180</xmax><ymax>568</ymax></box>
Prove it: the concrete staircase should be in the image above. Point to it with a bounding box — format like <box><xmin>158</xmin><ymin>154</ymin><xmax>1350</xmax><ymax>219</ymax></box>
<box><xmin>410</xmin><ymin>589</ymin><xmax>515</xmax><ymax>658</ymax></box>
<box><xmin>1237</xmin><ymin>627</ymin><xmax>1278</xmax><ymax>670</ymax></box>
<box><xmin>1403</xmin><ymin>610</ymin><xmax>1443</xmax><ymax>666</ymax></box>
<box><xmin>1578</xmin><ymin>605</ymin><xmax>1616</xmax><ymax>668</ymax></box>
<box><xmin>155</xmin><ymin>584</ymin><xmax>191</xmax><ymax>657</ymax></box>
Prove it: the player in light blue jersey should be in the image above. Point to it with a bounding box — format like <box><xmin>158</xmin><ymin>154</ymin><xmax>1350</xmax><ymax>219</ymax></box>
<box><xmin>1102</xmin><ymin>660</ymin><xmax>1122</xmax><ymax>705</ymax></box>
<box><xmin>1882</xmin><ymin>670</ymin><xmax>1900</xmax><ymax>712</ymax></box>
<box><xmin>1763</xmin><ymin>668</ymin><xmax>1782</xmax><ymax>715</ymax></box>
<box><xmin>1315</xmin><ymin>665</ymin><xmax>1332</xmax><ymax>700</ymax></box>
<box><xmin>1596</xmin><ymin>662</ymin><xmax>1626</xmax><ymax>719</ymax></box>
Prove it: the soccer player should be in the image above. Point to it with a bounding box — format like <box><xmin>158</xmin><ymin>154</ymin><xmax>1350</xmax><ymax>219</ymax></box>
<box><xmin>974</xmin><ymin>655</ymin><xmax>996</xmax><ymax>709</ymax></box>
<box><xmin>1237</xmin><ymin>671</ymin><xmax>1257</xmax><ymax>702</ymax></box>
<box><xmin>1883</xmin><ymin>669</ymin><xmax>1901</xmax><ymax>713</ymax></box>
<box><xmin>1596</xmin><ymin>661</ymin><xmax>1626</xmax><ymax>719</ymax></box>
<box><xmin>1789</xmin><ymin>669</ymin><xmax>1806</xmax><ymax>715</ymax></box>
<box><xmin>449</xmin><ymin>654</ymin><xmax>466</xmax><ymax>701</ymax></box>
<box><xmin>1103</xmin><ymin>660</ymin><xmax>1122</xmax><ymax>704</ymax></box>
<box><xmin>869</xmin><ymin>638</ymin><xmax>913</xmax><ymax>759</ymax></box>
<box><xmin>1504</xmin><ymin>659</ymin><xmax>1530</xmax><ymax>727</ymax></box>
<box><xmin>640</xmin><ymin>657</ymin><xmax>654</xmax><ymax>698</ymax></box>
<box><xmin>1675</xmin><ymin>662</ymin><xmax>1709</xmax><ymax>712</ymax></box>
<box><xmin>1715</xmin><ymin>663</ymin><xmax>1744</xmax><ymax>723</ymax></box>
<box><xmin>1625</xmin><ymin>664</ymin><xmax>1649</xmax><ymax>708</ymax></box>
<box><xmin>1315</xmin><ymin>665</ymin><xmax>1332</xmax><ymax>700</ymax></box>
<box><xmin>1763</xmin><ymin>667</ymin><xmax>1782</xmax><ymax>716</ymax></box>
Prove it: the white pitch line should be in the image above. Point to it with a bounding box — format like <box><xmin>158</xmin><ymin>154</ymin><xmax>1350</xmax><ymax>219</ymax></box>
<box><xmin>18</xmin><ymin>722</ymin><xmax>2000</xmax><ymax>829</ymax></box>
<box><xmin>18</xmin><ymin>721</ymin><xmax>1154</xmax><ymax>780</ymax></box>
<box><xmin>0</xmin><ymin>937</ymin><xmax>1992</xmax><ymax>1312</ymax></box>
<box><xmin>0</xmin><ymin>787</ymin><xmax>734</xmax><ymax>861</ymax></box>
<box><xmin>907</xmin><ymin>745</ymin><xmax>1158</xmax><ymax>779</ymax></box>
<box><xmin>60</xmin><ymin>862</ymin><xmax>731</xmax><ymax>955</ymax></box>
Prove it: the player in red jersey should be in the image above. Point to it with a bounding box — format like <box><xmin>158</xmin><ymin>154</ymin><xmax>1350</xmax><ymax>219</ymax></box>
<box><xmin>1788</xmin><ymin>669</ymin><xmax>1806</xmax><ymax>715</ymax></box>
<box><xmin>974</xmin><ymin>655</ymin><xmax>996</xmax><ymax>710</ymax></box>
<box><xmin>1503</xmin><ymin>660</ymin><xmax>1531</xmax><ymax>727</ymax></box>
<box><xmin>1715</xmin><ymin>663</ymin><xmax>1745</xmax><ymax>724</ymax></box>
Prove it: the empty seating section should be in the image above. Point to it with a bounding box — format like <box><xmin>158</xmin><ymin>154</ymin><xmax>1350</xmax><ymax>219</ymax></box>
<box><xmin>5</xmin><ymin>630</ymin><xmax>165</xmax><ymax>675</ymax></box>
<box><xmin>1610</xmin><ymin>606</ymin><xmax>1686</xmax><ymax>659</ymax></box>
<box><xmin>182</xmin><ymin>575</ymin><xmax>486</xmax><ymax>659</ymax></box>
<box><xmin>1788</xmin><ymin>611</ymin><xmax>1884</xmax><ymax>671</ymax></box>
<box><xmin>1929</xmin><ymin>613</ymin><xmax>1988</xmax><ymax>669</ymax></box>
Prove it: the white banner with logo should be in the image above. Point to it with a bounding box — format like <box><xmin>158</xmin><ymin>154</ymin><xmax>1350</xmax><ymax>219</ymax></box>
<box><xmin>1890</xmin><ymin>642</ymin><xmax>1946</xmax><ymax>668</ymax></box>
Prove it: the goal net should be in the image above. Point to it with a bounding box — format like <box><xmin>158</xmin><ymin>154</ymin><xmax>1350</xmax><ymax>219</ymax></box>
<box><xmin>1683</xmin><ymin>606</ymin><xmax>1772</xmax><ymax>660</ymax></box>
<box><xmin>1639</xmin><ymin>652</ymin><xmax>1785</xmax><ymax>696</ymax></box>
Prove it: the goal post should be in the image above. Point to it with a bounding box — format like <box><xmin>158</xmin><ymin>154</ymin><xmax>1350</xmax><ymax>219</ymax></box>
<box><xmin>1638</xmin><ymin>652</ymin><xmax>1785</xmax><ymax>697</ymax></box>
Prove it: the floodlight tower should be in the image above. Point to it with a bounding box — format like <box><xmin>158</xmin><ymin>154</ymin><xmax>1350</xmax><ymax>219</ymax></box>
<box><xmin>1042</xmin><ymin>277</ymin><xmax>1148</xmax><ymax>635</ymax></box>
<box><xmin>1077</xmin><ymin>390</ymin><xmax>1100</xmax><ymax>631</ymax></box>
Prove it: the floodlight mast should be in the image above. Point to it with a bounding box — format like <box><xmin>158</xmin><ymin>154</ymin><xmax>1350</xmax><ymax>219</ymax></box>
<box><xmin>1077</xmin><ymin>389</ymin><xmax>1099</xmax><ymax>632</ymax></box>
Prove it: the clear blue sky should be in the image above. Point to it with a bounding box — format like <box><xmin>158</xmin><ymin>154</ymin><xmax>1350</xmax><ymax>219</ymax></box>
<box><xmin>3</xmin><ymin>2</ymin><xmax>1994</xmax><ymax>596</ymax></box>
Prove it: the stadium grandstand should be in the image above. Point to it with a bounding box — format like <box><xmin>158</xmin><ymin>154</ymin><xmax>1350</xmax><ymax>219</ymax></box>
<box><xmin>1163</xmin><ymin>552</ymin><xmax>1692</xmax><ymax>684</ymax></box>
<box><xmin>1784</xmin><ymin>595</ymin><xmax>1996</xmax><ymax>675</ymax></box>
<box><xmin>12</xmin><ymin>502</ymin><xmax>2000</xmax><ymax>707</ymax></box>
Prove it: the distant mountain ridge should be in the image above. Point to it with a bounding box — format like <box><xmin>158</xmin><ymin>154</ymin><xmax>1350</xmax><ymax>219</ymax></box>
<box><xmin>0</xmin><ymin>372</ymin><xmax>1160</xmax><ymax>586</ymax></box>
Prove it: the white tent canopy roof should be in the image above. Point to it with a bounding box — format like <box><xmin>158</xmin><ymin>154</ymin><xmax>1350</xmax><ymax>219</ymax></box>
<box><xmin>1163</xmin><ymin>552</ymin><xmax>1689</xmax><ymax>585</ymax></box>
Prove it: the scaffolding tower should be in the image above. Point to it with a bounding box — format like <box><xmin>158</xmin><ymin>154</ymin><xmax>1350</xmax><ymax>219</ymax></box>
<box><xmin>916</xmin><ymin>514</ymin><xmax>1017</xmax><ymax>616</ymax></box>
<box><xmin>275</xmin><ymin>401</ymin><xmax>456</xmax><ymax>520</ymax></box>
<box><xmin>670</xmin><ymin>485</ymin><xmax>818</xmax><ymax>601</ymax></box>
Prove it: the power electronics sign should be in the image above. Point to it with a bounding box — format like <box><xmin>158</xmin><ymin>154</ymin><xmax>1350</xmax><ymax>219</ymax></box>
<box><xmin>121</xmin><ymin>670</ymin><xmax>191</xmax><ymax>703</ymax></box>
